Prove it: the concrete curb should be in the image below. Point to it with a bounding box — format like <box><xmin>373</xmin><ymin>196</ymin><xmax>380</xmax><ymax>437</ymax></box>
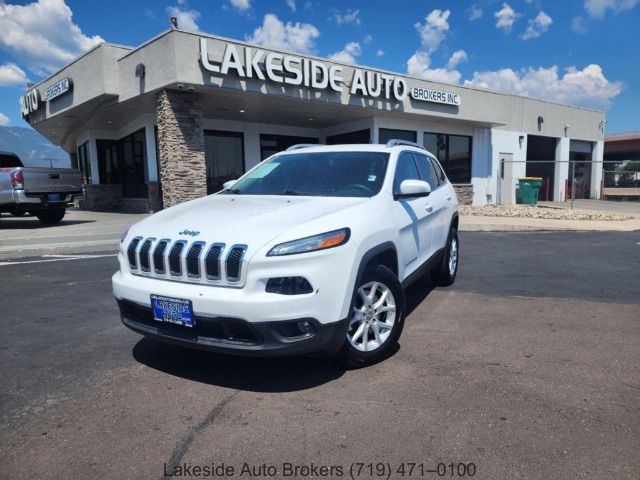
<box><xmin>459</xmin><ymin>216</ymin><xmax>640</xmax><ymax>233</ymax></box>
<box><xmin>0</xmin><ymin>239</ymin><xmax>119</xmax><ymax>260</ymax></box>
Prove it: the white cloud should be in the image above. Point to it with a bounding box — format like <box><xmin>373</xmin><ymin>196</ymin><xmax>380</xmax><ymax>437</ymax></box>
<box><xmin>0</xmin><ymin>0</ymin><xmax>104</xmax><ymax>75</ymax></box>
<box><xmin>331</xmin><ymin>9</ymin><xmax>361</xmax><ymax>25</ymax></box>
<box><xmin>414</xmin><ymin>9</ymin><xmax>450</xmax><ymax>54</ymax></box>
<box><xmin>495</xmin><ymin>3</ymin><xmax>518</xmax><ymax>32</ymax></box>
<box><xmin>407</xmin><ymin>10</ymin><xmax>463</xmax><ymax>84</ymax></box>
<box><xmin>521</xmin><ymin>11</ymin><xmax>553</xmax><ymax>40</ymax></box>
<box><xmin>328</xmin><ymin>41</ymin><xmax>361</xmax><ymax>64</ymax></box>
<box><xmin>447</xmin><ymin>50</ymin><xmax>468</xmax><ymax>70</ymax></box>
<box><xmin>229</xmin><ymin>0</ymin><xmax>251</xmax><ymax>12</ymax></box>
<box><xmin>464</xmin><ymin>64</ymin><xmax>623</xmax><ymax>109</ymax></box>
<box><xmin>571</xmin><ymin>16</ymin><xmax>589</xmax><ymax>33</ymax></box>
<box><xmin>584</xmin><ymin>0</ymin><xmax>638</xmax><ymax>18</ymax></box>
<box><xmin>376</xmin><ymin>49</ymin><xmax>385</xmax><ymax>57</ymax></box>
<box><xmin>0</xmin><ymin>63</ymin><xmax>29</xmax><ymax>87</ymax></box>
<box><xmin>167</xmin><ymin>5</ymin><xmax>201</xmax><ymax>31</ymax></box>
<box><xmin>469</xmin><ymin>5</ymin><xmax>483</xmax><ymax>21</ymax></box>
<box><xmin>247</xmin><ymin>14</ymin><xmax>320</xmax><ymax>54</ymax></box>
<box><xmin>286</xmin><ymin>0</ymin><xmax>296</xmax><ymax>12</ymax></box>
<box><xmin>0</xmin><ymin>112</ymin><xmax>10</xmax><ymax>127</ymax></box>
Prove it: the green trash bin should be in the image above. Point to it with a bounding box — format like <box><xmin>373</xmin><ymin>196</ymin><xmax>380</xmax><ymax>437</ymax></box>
<box><xmin>518</xmin><ymin>177</ymin><xmax>543</xmax><ymax>205</ymax></box>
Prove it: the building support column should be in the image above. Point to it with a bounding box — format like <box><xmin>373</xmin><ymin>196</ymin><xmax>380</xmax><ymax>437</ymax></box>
<box><xmin>554</xmin><ymin>137</ymin><xmax>570</xmax><ymax>201</ymax></box>
<box><xmin>591</xmin><ymin>140</ymin><xmax>604</xmax><ymax>199</ymax></box>
<box><xmin>156</xmin><ymin>89</ymin><xmax>207</xmax><ymax>208</ymax></box>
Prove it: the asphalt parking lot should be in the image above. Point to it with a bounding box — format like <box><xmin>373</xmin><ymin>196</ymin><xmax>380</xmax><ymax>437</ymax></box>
<box><xmin>1</xmin><ymin>231</ymin><xmax>638</xmax><ymax>479</ymax></box>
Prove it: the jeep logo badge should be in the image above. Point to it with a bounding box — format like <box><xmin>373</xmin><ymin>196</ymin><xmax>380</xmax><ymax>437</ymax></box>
<box><xmin>179</xmin><ymin>230</ymin><xmax>200</xmax><ymax>237</ymax></box>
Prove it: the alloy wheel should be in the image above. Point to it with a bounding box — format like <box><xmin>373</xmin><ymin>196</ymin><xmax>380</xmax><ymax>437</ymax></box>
<box><xmin>347</xmin><ymin>281</ymin><xmax>396</xmax><ymax>352</ymax></box>
<box><xmin>448</xmin><ymin>237</ymin><xmax>458</xmax><ymax>276</ymax></box>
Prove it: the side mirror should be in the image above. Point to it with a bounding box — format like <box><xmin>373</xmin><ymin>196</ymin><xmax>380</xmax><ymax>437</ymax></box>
<box><xmin>396</xmin><ymin>179</ymin><xmax>431</xmax><ymax>199</ymax></box>
<box><xmin>223</xmin><ymin>180</ymin><xmax>238</xmax><ymax>189</ymax></box>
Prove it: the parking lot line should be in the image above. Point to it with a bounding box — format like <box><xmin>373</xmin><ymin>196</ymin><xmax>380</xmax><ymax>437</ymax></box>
<box><xmin>0</xmin><ymin>253</ymin><xmax>117</xmax><ymax>266</ymax></box>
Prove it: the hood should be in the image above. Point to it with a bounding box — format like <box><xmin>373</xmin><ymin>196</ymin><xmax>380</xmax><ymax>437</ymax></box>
<box><xmin>129</xmin><ymin>194</ymin><xmax>368</xmax><ymax>253</ymax></box>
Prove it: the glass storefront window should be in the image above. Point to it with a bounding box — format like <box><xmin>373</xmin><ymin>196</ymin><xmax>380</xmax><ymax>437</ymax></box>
<box><xmin>326</xmin><ymin>129</ymin><xmax>370</xmax><ymax>145</ymax></box>
<box><xmin>379</xmin><ymin>128</ymin><xmax>417</xmax><ymax>144</ymax></box>
<box><xmin>259</xmin><ymin>134</ymin><xmax>319</xmax><ymax>160</ymax></box>
<box><xmin>205</xmin><ymin>130</ymin><xmax>245</xmax><ymax>194</ymax></box>
<box><xmin>96</xmin><ymin>128</ymin><xmax>148</xmax><ymax>198</ymax></box>
<box><xmin>423</xmin><ymin>132</ymin><xmax>471</xmax><ymax>183</ymax></box>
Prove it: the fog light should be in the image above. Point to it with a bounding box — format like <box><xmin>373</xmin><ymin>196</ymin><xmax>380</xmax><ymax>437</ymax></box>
<box><xmin>266</xmin><ymin>277</ymin><xmax>313</xmax><ymax>295</ymax></box>
<box><xmin>297</xmin><ymin>320</ymin><xmax>315</xmax><ymax>334</ymax></box>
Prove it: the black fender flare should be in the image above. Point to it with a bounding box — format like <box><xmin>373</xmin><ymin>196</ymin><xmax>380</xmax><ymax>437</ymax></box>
<box><xmin>354</xmin><ymin>241</ymin><xmax>398</xmax><ymax>287</ymax></box>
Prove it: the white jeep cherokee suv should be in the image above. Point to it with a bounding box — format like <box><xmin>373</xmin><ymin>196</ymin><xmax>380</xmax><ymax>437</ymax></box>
<box><xmin>112</xmin><ymin>140</ymin><xmax>459</xmax><ymax>366</ymax></box>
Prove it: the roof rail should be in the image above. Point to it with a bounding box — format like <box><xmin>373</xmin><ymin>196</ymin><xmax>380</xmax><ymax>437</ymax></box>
<box><xmin>385</xmin><ymin>139</ymin><xmax>426</xmax><ymax>150</ymax></box>
<box><xmin>286</xmin><ymin>143</ymin><xmax>322</xmax><ymax>151</ymax></box>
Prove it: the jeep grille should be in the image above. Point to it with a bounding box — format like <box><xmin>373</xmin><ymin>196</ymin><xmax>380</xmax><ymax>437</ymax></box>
<box><xmin>126</xmin><ymin>238</ymin><xmax>248</xmax><ymax>287</ymax></box>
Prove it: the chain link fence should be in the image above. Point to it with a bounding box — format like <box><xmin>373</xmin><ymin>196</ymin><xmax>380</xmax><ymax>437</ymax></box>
<box><xmin>497</xmin><ymin>160</ymin><xmax>640</xmax><ymax>207</ymax></box>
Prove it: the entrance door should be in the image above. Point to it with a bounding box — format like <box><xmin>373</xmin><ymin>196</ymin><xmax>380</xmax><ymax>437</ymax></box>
<box><xmin>121</xmin><ymin>129</ymin><xmax>147</xmax><ymax>198</ymax></box>
<box><xmin>204</xmin><ymin>131</ymin><xmax>245</xmax><ymax>194</ymax></box>
<box><xmin>499</xmin><ymin>153</ymin><xmax>514</xmax><ymax>204</ymax></box>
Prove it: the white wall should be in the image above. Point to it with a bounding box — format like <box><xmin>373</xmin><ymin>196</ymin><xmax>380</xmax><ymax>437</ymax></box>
<box><xmin>471</xmin><ymin>127</ymin><xmax>493</xmax><ymax>205</ymax></box>
<box><xmin>554</xmin><ymin>137</ymin><xmax>570</xmax><ymax>201</ymax></box>
<box><xmin>591</xmin><ymin>140</ymin><xmax>604</xmax><ymax>199</ymax></box>
<box><xmin>491</xmin><ymin>130</ymin><xmax>528</xmax><ymax>204</ymax></box>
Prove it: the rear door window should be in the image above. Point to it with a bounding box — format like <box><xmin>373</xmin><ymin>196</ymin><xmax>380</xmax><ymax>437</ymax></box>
<box><xmin>412</xmin><ymin>153</ymin><xmax>440</xmax><ymax>189</ymax></box>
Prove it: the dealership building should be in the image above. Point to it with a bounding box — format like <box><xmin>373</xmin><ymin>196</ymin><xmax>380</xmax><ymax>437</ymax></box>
<box><xmin>19</xmin><ymin>29</ymin><xmax>606</xmax><ymax>211</ymax></box>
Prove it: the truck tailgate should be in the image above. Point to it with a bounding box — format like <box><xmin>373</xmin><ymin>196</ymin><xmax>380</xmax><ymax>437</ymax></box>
<box><xmin>21</xmin><ymin>168</ymin><xmax>83</xmax><ymax>194</ymax></box>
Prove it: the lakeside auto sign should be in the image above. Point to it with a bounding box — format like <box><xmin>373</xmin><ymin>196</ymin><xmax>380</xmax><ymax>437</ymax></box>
<box><xmin>199</xmin><ymin>39</ymin><xmax>461</xmax><ymax>106</ymax></box>
<box><xmin>19</xmin><ymin>77</ymin><xmax>73</xmax><ymax>118</ymax></box>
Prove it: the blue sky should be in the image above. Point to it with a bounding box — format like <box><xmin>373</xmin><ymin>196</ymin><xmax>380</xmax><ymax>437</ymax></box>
<box><xmin>0</xmin><ymin>0</ymin><xmax>638</xmax><ymax>133</ymax></box>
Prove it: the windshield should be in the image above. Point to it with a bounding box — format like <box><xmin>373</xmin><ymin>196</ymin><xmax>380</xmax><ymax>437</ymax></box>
<box><xmin>226</xmin><ymin>151</ymin><xmax>389</xmax><ymax>197</ymax></box>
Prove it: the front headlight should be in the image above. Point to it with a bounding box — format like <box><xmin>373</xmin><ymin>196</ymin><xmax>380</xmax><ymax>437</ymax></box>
<box><xmin>120</xmin><ymin>228</ymin><xmax>129</xmax><ymax>244</ymax></box>
<box><xmin>267</xmin><ymin>228</ymin><xmax>350</xmax><ymax>256</ymax></box>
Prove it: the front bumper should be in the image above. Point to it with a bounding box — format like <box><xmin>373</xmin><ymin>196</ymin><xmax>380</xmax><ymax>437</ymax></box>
<box><xmin>117</xmin><ymin>298</ymin><xmax>348</xmax><ymax>356</ymax></box>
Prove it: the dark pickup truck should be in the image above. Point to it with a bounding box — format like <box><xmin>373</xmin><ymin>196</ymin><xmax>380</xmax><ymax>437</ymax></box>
<box><xmin>0</xmin><ymin>151</ymin><xmax>83</xmax><ymax>224</ymax></box>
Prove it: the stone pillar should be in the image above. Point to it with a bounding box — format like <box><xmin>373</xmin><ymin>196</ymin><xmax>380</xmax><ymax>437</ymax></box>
<box><xmin>453</xmin><ymin>184</ymin><xmax>474</xmax><ymax>205</ymax></box>
<box><xmin>156</xmin><ymin>89</ymin><xmax>207</xmax><ymax>208</ymax></box>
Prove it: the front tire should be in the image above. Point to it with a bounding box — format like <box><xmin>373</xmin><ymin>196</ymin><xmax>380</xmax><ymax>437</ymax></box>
<box><xmin>339</xmin><ymin>265</ymin><xmax>405</xmax><ymax>368</ymax></box>
<box><xmin>432</xmin><ymin>228</ymin><xmax>458</xmax><ymax>286</ymax></box>
<box><xmin>36</xmin><ymin>208</ymin><xmax>66</xmax><ymax>224</ymax></box>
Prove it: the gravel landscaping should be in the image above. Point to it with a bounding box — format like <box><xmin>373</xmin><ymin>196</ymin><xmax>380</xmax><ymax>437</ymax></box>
<box><xmin>459</xmin><ymin>204</ymin><xmax>634</xmax><ymax>221</ymax></box>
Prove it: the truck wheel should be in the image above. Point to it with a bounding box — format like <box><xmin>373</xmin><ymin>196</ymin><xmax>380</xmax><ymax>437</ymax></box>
<box><xmin>340</xmin><ymin>265</ymin><xmax>405</xmax><ymax>368</ymax></box>
<box><xmin>432</xmin><ymin>228</ymin><xmax>458</xmax><ymax>286</ymax></box>
<box><xmin>9</xmin><ymin>209</ymin><xmax>27</xmax><ymax>217</ymax></box>
<box><xmin>36</xmin><ymin>209</ymin><xmax>66</xmax><ymax>224</ymax></box>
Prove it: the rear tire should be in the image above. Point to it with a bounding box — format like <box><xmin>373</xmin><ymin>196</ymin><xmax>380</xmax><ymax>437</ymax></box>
<box><xmin>36</xmin><ymin>209</ymin><xmax>66</xmax><ymax>224</ymax></box>
<box><xmin>339</xmin><ymin>265</ymin><xmax>405</xmax><ymax>368</ymax></box>
<box><xmin>432</xmin><ymin>228</ymin><xmax>458</xmax><ymax>286</ymax></box>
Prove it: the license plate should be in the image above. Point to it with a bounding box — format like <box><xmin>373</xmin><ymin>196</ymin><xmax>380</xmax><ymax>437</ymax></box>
<box><xmin>48</xmin><ymin>193</ymin><xmax>62</xmax><ymax>201</ymax></box>
<box><xmin>150</xmin><ymin>295</ymin><xmax>194</xmax><ymax>328</ymax></box>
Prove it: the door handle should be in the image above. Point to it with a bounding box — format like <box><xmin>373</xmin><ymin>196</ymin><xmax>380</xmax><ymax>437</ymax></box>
<box><xmin>425</xmin><ymin>203</ymin><xmax>433</xmax><ymax>212</ymax></box>
<box><xmin>445</xmin><ymin>195</ymin><xmax>452</xmax><ymax>201</ymax></box>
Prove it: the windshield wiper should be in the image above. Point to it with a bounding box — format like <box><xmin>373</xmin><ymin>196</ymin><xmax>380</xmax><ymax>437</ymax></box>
<box><xmin>225</xmin><ymin>188</ymin><xmax>242</xmax><ymax>194</ymax></box>
<box><xmin>282</xmin><ymin>190</ymin><xmax>302</xmax><ymax>196</ymax></box>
